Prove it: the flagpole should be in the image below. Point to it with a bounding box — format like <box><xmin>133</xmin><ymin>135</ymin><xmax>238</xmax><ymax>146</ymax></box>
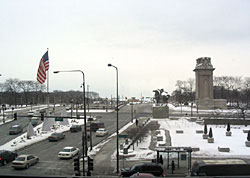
<box><xmin>47</xmin><ymin>48</ymin><xmax>49</xmax><ymax>109</ymax></box>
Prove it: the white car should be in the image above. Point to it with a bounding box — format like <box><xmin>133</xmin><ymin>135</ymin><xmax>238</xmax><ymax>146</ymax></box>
<box><xmin>58</xmin><ymin>147</ymin><xmax>79</xmax><ymax>159</ymax></box>
<box><xmin>27</xmin><ymin>111</ymin><xmax>35</xmax><ymax>117</ymax></box>
<box><xmin>12</xmin><ymin>154</ymin><xmax>39</xmax><ymax>169</ymax></box>
<box><xmin>96</xmin><ymin>128</ymin><xmax>108</xmax><ymax>137</ymax></box>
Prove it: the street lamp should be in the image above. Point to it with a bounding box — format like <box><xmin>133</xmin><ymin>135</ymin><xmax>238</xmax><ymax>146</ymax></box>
<box><xmin>2</xmin><ymin>104</ymin><xmax>6</xmax><ymax>123</ymax></box>
<box><xmin>191</xmin><ymin>102</ymin><xmax>193</xmax><ymax>117</ymax></box>
<box><xmin>54</xmin><ymin>70</ymin><xmax>87</xmax><ymax>176</ymax></box>
<box><xmin>107</xmin><ymin>63</ymin><xmax>119</xmax><ymax>173</ymax></box>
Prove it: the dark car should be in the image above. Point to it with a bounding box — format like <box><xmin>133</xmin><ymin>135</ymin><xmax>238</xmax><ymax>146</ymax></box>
<box><xmin>0</xmin><ymin>150</ymin><xmax>17</xmax><ymax>165</ymax></box>
<box><xmin>70</xmin><ymin>125</ymin><xmax>82</xmax><ymax>132</ymax></box>
<box><xmin>90</xmin><ymin>121</ymin><xmax>105</xmax><ymax>132</ymax></box>
<box><xmin>9</xmin><ymin>125</ymin><xmax>23</xmax><ymax>135</ymax></box>
<box><xmin>121</xmin><ymin>163</ymin><xmax>165</xmax><ymax>177</ymax></box>
<box><xmin>48</xmin><ymin>133</ymin><xmax>65</xmax><ymax>141</ymax></box>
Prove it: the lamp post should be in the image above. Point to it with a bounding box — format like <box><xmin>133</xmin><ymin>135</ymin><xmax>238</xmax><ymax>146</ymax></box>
<box><xmin>2</xmin><ymin>104</ymin><xmax>6</xmax><ymax>123</ymax></box>
<box><xmin>191</xmin><ymin>102</ymin><xmax>193</xmax><ymax>117</ymax></box>
<box><xmin>54</xmin><ymin>70</ymin><xmax>87</xmax><ymax>176</ymax></box>
<box><xmin>108</xmin><ymin>63</ymin><xmax>119</xmax><ymax>173</ymax></box>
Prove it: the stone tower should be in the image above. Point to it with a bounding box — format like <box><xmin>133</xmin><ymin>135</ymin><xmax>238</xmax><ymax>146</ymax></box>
<box><xmin>194</xmin><ymin>57</ymin><xmax>214</xmax><ymax>100</ymax></box>
<box><xmin>194</xmin><ymin>57</ymin><xmax>227</xmax><ymax>110</ymax></box>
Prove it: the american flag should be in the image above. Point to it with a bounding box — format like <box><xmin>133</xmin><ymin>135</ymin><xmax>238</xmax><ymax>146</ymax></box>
<box><xmin>37</xmin><ymin>51</ymin><xmax>49</xmax><ymax>84</ymax></box>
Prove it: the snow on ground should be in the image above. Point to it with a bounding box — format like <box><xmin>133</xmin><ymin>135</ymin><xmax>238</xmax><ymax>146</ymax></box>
<box><xmin>2</xmin><ymin>104</ymin><xmax>250</xmax><ymax>161</ymax></box>
<box><xmin>168</xmin><ymin>103</ymin><xmax>247</xmax><ymax>114</ymax></box>
<box><xmin>67</xmin><ymin>109</ymin><xmax>114</xmax><ymax>113</ymax></box>
<box><xmin>0</xmin><ymin>118</ymin><xmax>85</xmax><ymax>152</ymax></box>
<box><xmin>157</xmin><ymin>117</ymin><xmax>250</xmax><ymax>157</ymax></box>
<box><xmin>111</xmin><ymin>117</ymin><xmax>250</xmax><ymax>161</ymax></box>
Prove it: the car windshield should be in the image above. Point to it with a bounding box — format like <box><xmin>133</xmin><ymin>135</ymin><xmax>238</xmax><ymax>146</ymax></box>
<box><xmin>10</xmin><ymin>127</ymin><xmax>18</xmax><ymax>131</ymax></box>
<box><xmin>51</xmin><ymin>133</ymin><xmax>60</xmax><ymax>136</ymax></box>
<box><xmin>15</xmin><ymin>157</ymin><xmax>25</xmax><ymax>161</ymax></box>
<box><xmin>1</xmin><ymin>1</ymin><xmax>250</xmax><ymax>177</ymax></box>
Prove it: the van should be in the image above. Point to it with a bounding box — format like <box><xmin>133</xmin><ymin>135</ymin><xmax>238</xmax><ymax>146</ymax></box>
<box><xmin>90</xmin><ymin>121</ymin><xmax>105</xmax><ymax>132</ymax></box>
<box><xmin>191</xmin><ymin>159</ymin><xmax>250</xmax><ymax>176</ymax></box>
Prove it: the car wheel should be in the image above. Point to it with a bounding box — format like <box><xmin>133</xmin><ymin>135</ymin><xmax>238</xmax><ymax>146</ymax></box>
<box><xmin>26</xmin><ymin>164</ymin><xmax>29</xmax><ymax>169</ymax></box>
<box><xmin>2</xmin><ymin>160</ymin><xmax>7</xmax><ymax>165</ymax></box>
<box><xmin>37</xmin><ymin>158</ymin><xmax>39</xmax><ymax>162</ymax></box>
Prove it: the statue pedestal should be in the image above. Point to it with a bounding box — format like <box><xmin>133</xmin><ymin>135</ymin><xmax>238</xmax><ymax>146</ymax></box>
<box><xmin>152</xmin><ymin>105</ymin><xmax>169</xmax><ymax>119</ymax></box>
<box><xmin>202</xmin><ymin>134</ymin><xmax>208</xmax><ymax>139</ymax></box>
<box><xmin>226</xmin><ymin>131</ymin><xmax>232</xmax><ymax>136</ymax></box>
<box><xmin>196</xmin><ymin>99</ymin><xmax>227</xmax><ymax>110</ymax></box>
<box><xmin>208</xmin><ymin>137</ymin><xmax>214</xmax><ymax>143</ymax></box>
<box><xmin>245</xmin><ymin>141</ymin><xmax>250</xmax><ymax>147</ymax></box>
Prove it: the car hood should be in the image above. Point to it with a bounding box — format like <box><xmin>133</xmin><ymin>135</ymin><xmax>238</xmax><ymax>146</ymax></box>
<box><xmin>121</xmin><ymin>168</ymin><xmax>131</xmax><ymax>172</ymax></box>
<box><xmin>59</xmin><ymin>151</ymin><xmax>71</xmax><ymax>154</ymax></box>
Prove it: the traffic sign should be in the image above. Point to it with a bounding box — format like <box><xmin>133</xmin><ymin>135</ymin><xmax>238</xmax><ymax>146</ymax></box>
<box><xmin>118</xmin><ymin>134</ymin><xmax>128</xmax><ymax>138</ymax></box>
<box><xmin>55</xmin><ymin>117</ymin><xmax>63</xmax><ymax>122</ymax></box>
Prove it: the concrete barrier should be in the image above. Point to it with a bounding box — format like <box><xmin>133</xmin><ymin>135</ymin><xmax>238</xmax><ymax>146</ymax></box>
<box><xmin>176</xmin><ymin>130</ymin><xmax>184</xmax><ymax>134</ymax></box>
<box><xmin>218</xmin><ymin>147</ymin><xmax>230</xmax><ymax>152</ymax></box>
<box><xmin>192</xmin><ymin>147</ymin><xmax>200</xmax><ymax>152</ymax></box>
<box><xmin>245</xmin><ymin>141</ymin><xmax>250</xmax><ymax>147</ymax></box>
<box><xmin>243</xmin><ymin>130</ymin><xmax>249</xmax><ymax>133</ymax></box>
<box><xmin>208</xmin><ymin>137</ymin><xmax>214</xmax><ymax>143</ymax></box>
<box><xmin>196</xmin><ymin>130</ymin><xmax>203</xmax><ymax>134</ymax></box>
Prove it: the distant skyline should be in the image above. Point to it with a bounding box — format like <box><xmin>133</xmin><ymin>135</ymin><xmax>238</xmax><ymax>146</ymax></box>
<box><xmin>1</xmin><ymin>0</ymin><xmax>250</xmax><ymax>98</ymax></box>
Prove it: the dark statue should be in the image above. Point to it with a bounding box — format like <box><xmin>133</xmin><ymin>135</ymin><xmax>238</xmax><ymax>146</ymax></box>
<box><xmin>153</xmin><ymin>89</ymin><xmax>170</xmax><ymax>105</ymax></box>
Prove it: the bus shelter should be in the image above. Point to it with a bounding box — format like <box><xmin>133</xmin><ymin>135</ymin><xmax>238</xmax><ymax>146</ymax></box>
<box><xmin>155</xmin><ymin>146</ymin><xmax>193</xmax><ymax>172</ymax></box>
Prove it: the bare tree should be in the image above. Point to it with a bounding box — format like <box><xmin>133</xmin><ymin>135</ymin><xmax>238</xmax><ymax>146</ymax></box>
<box><xmin>4</xmin><ymin>78</ymin><xmax>20</xmax><ymax>106</ymax></box>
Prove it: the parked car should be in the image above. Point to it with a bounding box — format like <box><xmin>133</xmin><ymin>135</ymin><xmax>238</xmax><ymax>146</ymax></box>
<box><xmin>27</xmin><ymin>111</ymin><xmax>35</xmax><ymax>117</ymax></box>
<box><xmin>0</xmin><ymin>150</ymin><xmax>17</xmax><ymax>166</ymax></box>
<box><xmin>48</xmin><ymin>133</ymin><xmax>65</xmax><ymax>141</ymax></box>
<box><xmin>30</xmin><ymin>117</ymin><xmax>39</xmax><ymax>126</ymax></box>
<box><xmin>39</xmin><ymin>109</ymin><xmax>46</xmax><ymax>114</ymax></box>
<box><xmin>70</xmin><ymin>125</ymin><xmax>82</xmax><ymax>132</ymax></box>
<box><xmin>96</xmin><ymin>128</ymin><xmax>108</xmax><ymax>137</ymax></box>
<box><xmin>9</xmin><ymin>125</ymin><xmax>23</xmax><ymax>135</ymax></box>
<box><xmin>58</xmin><ymin>147</ymin><xmax>79</xmax><ymax>159</ymax></box>
<box><xmin>90</xmin><ymin>121</ymin><xmax>105</xmax><ymax>132</ymax></box>
<box><xmin>12</xmin><ymin>154</ymin><xmax>39</xmax><ymax>169</ymax></box>
<box><xmin>120</xmin><ymin>163</ymin><xmax>165</xmax><ymax>177</ymax></box>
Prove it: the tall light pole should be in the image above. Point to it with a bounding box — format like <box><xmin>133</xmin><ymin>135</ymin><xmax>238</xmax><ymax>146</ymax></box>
<box><xmin>54</xmin><ymin>70</ymin><xmax>87</xmax><ymax>176</ymax></box>
<box><xmin>108</xmin><ymin>63</ymin><xmax>119</xmax><ymax>173</ymax></box>
<box><xmin>87</xmin><ymin>85</ymin><xmax>90</xmax><ymax>113</ymax></box>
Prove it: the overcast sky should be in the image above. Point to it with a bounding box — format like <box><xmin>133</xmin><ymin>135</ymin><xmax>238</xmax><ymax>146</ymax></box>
<box><xmin>0</xmin><ymin>0</ymin><xmax>250</xmax><ymax>99</ymax></box>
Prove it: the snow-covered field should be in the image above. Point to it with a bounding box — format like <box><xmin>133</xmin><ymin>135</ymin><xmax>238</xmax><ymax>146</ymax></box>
<box><xmin>158</xmin><ymin>118</ymin><xmax>250</xmax><ymax>158</ymax></box>
<box><xmin>116</xmin><ymin>117</ymin><xmax>250</xmax><ymax>161</ymax></box>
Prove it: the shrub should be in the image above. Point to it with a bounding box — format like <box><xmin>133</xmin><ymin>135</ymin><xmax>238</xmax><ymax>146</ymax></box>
<box><xmin>204</xmin><ymin>124</ymin><xmax>208</xmax><ymax>135</ymax></box>
<box><xmin>208</xmin><ymin>128</ymin><xmax>213</xmax><ymax>138</ymax></box>
<box><xmin>227</xmin><ymin>123</ymin><xmax>231</xmax><ymax>132</ymax></box>
<box><xmin>247</xmin><ymin>130</ymin><xmax>250</xmax><ymax>141</ymax></box>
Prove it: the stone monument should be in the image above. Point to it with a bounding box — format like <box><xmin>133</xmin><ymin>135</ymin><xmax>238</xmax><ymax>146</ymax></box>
<box><xmin>152</xmin><ymin>89</ymin><xmax>169</xmax><ymax>118</ymax></box>
<box><xmin>194</xmin><ymin>57</ymin><xmax>227</xmax><ymax>110</ymax></box>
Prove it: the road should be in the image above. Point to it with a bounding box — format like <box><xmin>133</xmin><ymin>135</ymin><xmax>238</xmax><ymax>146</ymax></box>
<box><xmin>0</xmin><ymin>103</ymin><xmax>153</xmax><ymax>176</ymax></box>
<box><xmin>0</xmin><ymin>105</ymin><xmax>47</xmax><ymax>147</ymax></box>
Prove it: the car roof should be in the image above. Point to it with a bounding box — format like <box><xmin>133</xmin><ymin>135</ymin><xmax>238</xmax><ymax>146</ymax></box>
<box><xmin>51</xmin><ymin>132</ymin><xmax>62</xmax><ymax>135</ymax></box>
<box><xmin>63</xmin><ymin>146</ymin><xmax>74</xmax><ymax>149</ymax></box>
<box><xmin>17</xmin><ymin>154</ymin><xmax>32</xmax><ymax>157</ymax></box>
<box><xmin>97</xmin><ymin>128</ymin><xmax>105</xmax><ymax>130</ymax></box>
